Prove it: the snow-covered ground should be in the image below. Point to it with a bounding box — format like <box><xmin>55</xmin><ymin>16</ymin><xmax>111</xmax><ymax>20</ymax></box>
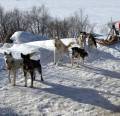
<box><xmin>0</xmin><ymin>37</ymin><xmax>120</xmax><ymax>115</ymax></box>
<box><xmin>0</xmin><ymin>0</ymin><xmax>120</xmax><ymax>115</ymax></box>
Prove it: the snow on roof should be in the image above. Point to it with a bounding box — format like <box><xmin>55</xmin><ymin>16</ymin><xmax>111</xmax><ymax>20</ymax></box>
<box><xmin>10</xmin><ymin>31</ymin><xmax>49</xmax><ymax>44</ymax></box>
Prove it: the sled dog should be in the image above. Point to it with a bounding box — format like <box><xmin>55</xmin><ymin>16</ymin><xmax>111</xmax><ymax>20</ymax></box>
<box><xmin>4</xmin><ymin>52</ymin><xmax>23</xmax><ymax>86</ymax></box>
<box><xmin>21</xmin><ymin>53</ymin><xmax>43</xmax><ymax>88</ymax></box>
<box><xmin>54</xmin><ymin>38</ymin><xmax>74</xmax><ymax>65</ymax></box>
<box><xmin>71</xmin><ymin>47</ymin><xmax>88</xmax><ymax>65</ymax></box>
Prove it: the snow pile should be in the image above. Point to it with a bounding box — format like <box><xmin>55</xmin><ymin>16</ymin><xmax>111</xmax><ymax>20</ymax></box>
<box><xmin>10</xmin><ymin>31</ymin><xmax>48</xmax><ymax>44</ymax></box>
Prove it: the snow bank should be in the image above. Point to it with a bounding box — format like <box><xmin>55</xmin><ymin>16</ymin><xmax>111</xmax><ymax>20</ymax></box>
<box><xmin>10</xmin><ymin>31</ymin><xmax>48</xmax><ymax>44</ymax></box>
<box><xmin>25</xmin><ymin>38</ymin><xmax>77</xmax><ymax>51</ymax></box>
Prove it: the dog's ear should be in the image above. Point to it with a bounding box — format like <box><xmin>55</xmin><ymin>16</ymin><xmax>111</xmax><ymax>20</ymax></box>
<box><xmin>4</xmin><ymin>52</ymin><xmax>7</xmax><ymax>55</ymax></box>
<box><xmin>21</xmin><ymin>53</ymin><xmax>24</xmax><ymax>58</ymax></box>
<box><xmin>9</xmin><ymin>52</ymin><xmax>12</xmax><ymax>56</ymax></box>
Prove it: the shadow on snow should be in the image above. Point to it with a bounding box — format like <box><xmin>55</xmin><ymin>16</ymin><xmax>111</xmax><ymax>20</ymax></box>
<box><xmin>36</xmin><ymin>81</ymin><xmax>120</xmax><ymax>113</ymax></box>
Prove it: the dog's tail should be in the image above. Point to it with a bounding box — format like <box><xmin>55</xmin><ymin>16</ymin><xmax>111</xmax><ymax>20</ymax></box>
<box><xmin>66</xmin><ymin>42</ymin><xmax>75</xmax><ymax>48</ymax></box>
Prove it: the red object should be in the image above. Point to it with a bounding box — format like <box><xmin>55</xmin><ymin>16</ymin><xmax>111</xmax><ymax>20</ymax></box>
<box><xmin>115</xmin><ymin>21</ymin><xmax>120</xmax><ymax>30</ymax></box>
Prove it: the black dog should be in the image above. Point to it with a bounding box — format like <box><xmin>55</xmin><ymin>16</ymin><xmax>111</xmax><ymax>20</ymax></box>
<box><xmin>71</xmin><ymin>47</ymin><xmax>88</xmax><ymax>65</ymax></box>
<box><xmin>21</xmin><ymin>53</ymin><xmax>44</xmax><ymax>88</ymax></box>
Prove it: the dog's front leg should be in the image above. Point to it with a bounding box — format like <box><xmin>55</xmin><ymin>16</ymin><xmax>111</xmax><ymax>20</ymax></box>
<box><xmin>24</xmin><ymin>71</ymin><xmax>27</xmax><ymax>87</ymax></box>
<box><xmin>30</xmin><ymin>71</ymin><xmax>34</xmax><ymax>88</ymax></box>
<box><xmin>37</xmin><ymin>65</ymin><xmax>44</xmax><ymax>81</ymax></box>
<box><xmin>13</xmin><ymin>70</ymin><xmax>16</xmax><ymax>86</ymax></box>
<box><xmin>54</xmin><ymin>50</ymin><xmax>60</xmax><ymax>65</ymax></box>
<box><xmin>71</xmin><ymin>57</ymin><xmax>74</xmax><ymax>67</ymax></box>
<box><xmin>33</xmin><ymin>71</ymin><xmax>36</xmax><ymax>81</ymax></box>
<box><xmin>54</xmin><ymin>48</ymin><xmax>57</xmax><ymax>65</ymax></box>
<box><xmin>80</xmin><ymin>57</ymin><xmax>84</xmax><ymax>65</ymax></box>
<box><xmin>8</xmin><ymin>70</ymin><xmax>11</xmax><ymax>83</ymax></box>
<box><xmin>77</xmin><ymin>58</ymin><xmax>80</xmax><ymax>67</ymax></box>
<box><xmin>57</xmin><ymin>53</ymin><xmax>63</xmax><ymax>65</ymax></box>
<box><xmin>82</xmin><ymin>58</ymin><xmax>84</xmax><ymax>64</ymax></box>
<box><xmin>39</xmin><ymin>68</ymin><xmax>44</xmax><ymax>81</ymax></box>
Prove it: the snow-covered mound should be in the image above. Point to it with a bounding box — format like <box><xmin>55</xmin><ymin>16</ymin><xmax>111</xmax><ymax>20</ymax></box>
<box><xmin>10</xmin><ymin>31</ymin><xmax>49</xmax><ymax>44</ymax></box>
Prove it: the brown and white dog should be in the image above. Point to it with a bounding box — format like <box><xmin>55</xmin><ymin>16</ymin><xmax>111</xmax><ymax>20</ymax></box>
<box><xmin>4</xmin><ymin>52</ymin><xmax>23</xmax><ymax>86</ymax></box>
<box><xmin>54</xmin><ymin>38</ymin><xmax>74</xmax><ymax>65</ymax></box>
<box><xmin>21</xmin><ymin>53</ymin><xmax>43</xmax><ymax>88</ymax></box>
<box><xmin>71</xmin><ymin>47</ymin><xmax>88</xmax><ymax>66</ymax></box>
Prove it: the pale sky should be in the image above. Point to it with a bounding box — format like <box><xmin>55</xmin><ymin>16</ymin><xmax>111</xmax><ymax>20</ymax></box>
<box><xmin>0</xmin><ymin>0</ymin><xmax>120</xmax><ymax>25</ymax></box>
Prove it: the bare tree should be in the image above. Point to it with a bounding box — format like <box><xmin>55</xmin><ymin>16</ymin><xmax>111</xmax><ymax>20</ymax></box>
<box><xmin>0</xmin><ymin>5</ymin><xmax>93</xmax><ymax>42</ymax></box>
<box><xmin>40</xmin><ymin>5</ymin><xmax>51</xmax><ymax>36</ymax></box>
<box><xmin>0</xmin><ymin>5</ymin><xmax>6</xmax><ymax>43</ymax></box>
<box><xmin>67</xmin><ymin>9</ymin><xmax>91</xmax><ymax>37</ymax></box>
<box><xmin>26</xmin><ymin>5</ymin><xmax>50</xmax><ymax>36</ymax></box>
